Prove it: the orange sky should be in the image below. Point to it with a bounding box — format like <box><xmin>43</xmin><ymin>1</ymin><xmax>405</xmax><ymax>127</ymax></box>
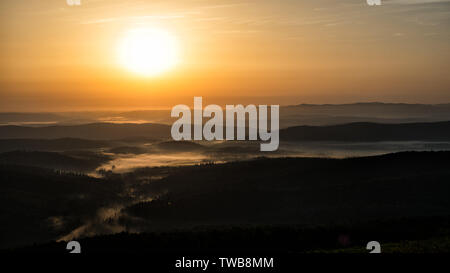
<box><xmin>1</xmin><ymin>0</ymin><xmax>450</xmax><ymax>111</ymax></box>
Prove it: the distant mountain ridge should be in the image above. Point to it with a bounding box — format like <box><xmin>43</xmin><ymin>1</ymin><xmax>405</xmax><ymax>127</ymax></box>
<box><xmin>2</xmin><ymin>120</ymin><xmax>450</xmax><ymax>142</ymax></box>
<box><xmin>282</xmin><ymin>102</ymin><xmax>450</xmax><ymax>119</ymax></box>
<box><xmin>0</xmin><ymin>112</ymin><xmax>64</xmax><ymax>123</ymax></box>
<box><xmin>0</xmin><ymin>150</ymin><xmax>110</xmax><ymax>171</ymax></box>
<box><xmin>0</xmin><ymin>123</ymin><xmax>170</xmax><ymax>140</ymax></box>
<box><xmin>2</xmin><ymin>102</ymin><xmax>450</xmax><ymax>127</ymax></box>
<box><xmin>291</xmin><ymin>102</ymin><xmax>450</xmax><ymax>106</ymax></box>
<box><xmin>280</xmin><ymin>121</ymin><xmax>450</xmax><ymax>142</ymax></box>
<box><xmin>0</xmin><ymin>138</ymin><xmax>113</xmax><ymax>152</ymax></box>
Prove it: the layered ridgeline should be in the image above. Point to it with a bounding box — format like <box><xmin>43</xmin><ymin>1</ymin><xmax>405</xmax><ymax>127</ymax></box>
<box><xmin>2</xmin><ymin>121</ymin><xmax>450</xmax><ymax>142</ymax></box>
<box><xmin>2</xmin><ymin>103</ymin><xmax>450</xmax><ymax>127</ymax></box>
<box><xmin>280</xmin><ymin>121</ymin><xmax>450</xmax><ymax>142</ymax></box>
<box><xmin>0</xmin><ymin>123</ymin><xmax>170</xmax><ymax>140</ymax></box>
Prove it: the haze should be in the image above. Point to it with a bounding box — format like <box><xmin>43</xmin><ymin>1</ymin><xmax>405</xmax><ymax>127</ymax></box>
<box><xmin>1</xmin><ymin>0</ymin><xmax>449</xmax><ymax>111</ymax></box>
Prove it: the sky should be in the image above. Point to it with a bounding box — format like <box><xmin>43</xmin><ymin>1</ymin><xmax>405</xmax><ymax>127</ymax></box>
<box><xmin>0</xmin><ymin>0</ymin><xmax>450</xmax><ymax>111</ymax></box>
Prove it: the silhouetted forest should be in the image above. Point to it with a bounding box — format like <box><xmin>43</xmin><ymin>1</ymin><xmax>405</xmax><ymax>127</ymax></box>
<box><xmin>2</xmin><ymin>151</ymin><xmax>450</xmax><ymax>252</ymax></box>
<box><xmin>122</xmin><ymin>151</ymin><xmax>450</xmax><ymax>228</ymax></box>
<box><xmin>0</xmin><ymin>164</ymin><xmax>125</xmax><ymax>248</ymax></box>
<box><xmin>13</xmin><ymin>216</ymin><xmax>450</xmax><ymax>253</ymax></box>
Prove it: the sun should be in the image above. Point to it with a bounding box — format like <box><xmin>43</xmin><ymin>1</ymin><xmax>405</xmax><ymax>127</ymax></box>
<box><xmin>118</xmin><ymin>28</ymin><xmax>179</xmax><ymax>76</ymax></box>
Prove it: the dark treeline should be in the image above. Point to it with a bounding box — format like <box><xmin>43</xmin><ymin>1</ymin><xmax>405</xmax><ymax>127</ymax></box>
<box><xmin>121</xmin><ymin>151</ymin><xmax>450</xmax><ymax>229</ymax></box>
<box><xmin>2</xmin><ymin>151</ymin><xmax>450</xmax><ymax>252</ymax></box>
<box><xmin>0</xmin><ymin>164</ymin><xmax>125</xmax><ymax>248</ymax></box>
<box><xmin>12</xmin><ymin>216</ymin><xmax>450</xmax><ymax>253</ymax></box>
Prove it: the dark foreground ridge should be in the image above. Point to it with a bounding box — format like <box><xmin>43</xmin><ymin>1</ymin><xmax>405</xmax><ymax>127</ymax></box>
<box><xmin>1</xmin><ymin>151</ymin><xmax>450</xmax><ymax>253</ymax></box>
<box><xmin>11</xmin><ymin>216</ymin><xmax>450</xmax><ymax>254</ymax></box>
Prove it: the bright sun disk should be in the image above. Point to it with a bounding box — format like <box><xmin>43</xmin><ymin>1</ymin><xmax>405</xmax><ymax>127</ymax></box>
<box><xmin>118</xmin><ymin>28</ymin><xmax>179</xmax><ymax>76</ymax></box>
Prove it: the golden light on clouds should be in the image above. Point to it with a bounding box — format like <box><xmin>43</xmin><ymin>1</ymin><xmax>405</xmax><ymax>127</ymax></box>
<box><xmin>118</xmin><ymin>28</ymin><xmax>179</xmax><ymax>77</ymax></box>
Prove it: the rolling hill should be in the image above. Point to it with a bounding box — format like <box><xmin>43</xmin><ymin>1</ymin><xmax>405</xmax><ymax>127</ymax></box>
<box><xmin>0</xmin><ymin>123</ymin><xmax>170</xmax><ymax>140</ymax></box>
<box><xmin>280</xmin><ymin>121</ymin><xmax>450</xmax><ymax>142</ymax></box>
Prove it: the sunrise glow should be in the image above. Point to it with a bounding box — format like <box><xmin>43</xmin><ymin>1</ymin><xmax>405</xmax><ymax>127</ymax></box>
<box><xmin>118</xmin><ymin>28</ymin><xmax>179</xmax><ymax>77</ymax></box>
